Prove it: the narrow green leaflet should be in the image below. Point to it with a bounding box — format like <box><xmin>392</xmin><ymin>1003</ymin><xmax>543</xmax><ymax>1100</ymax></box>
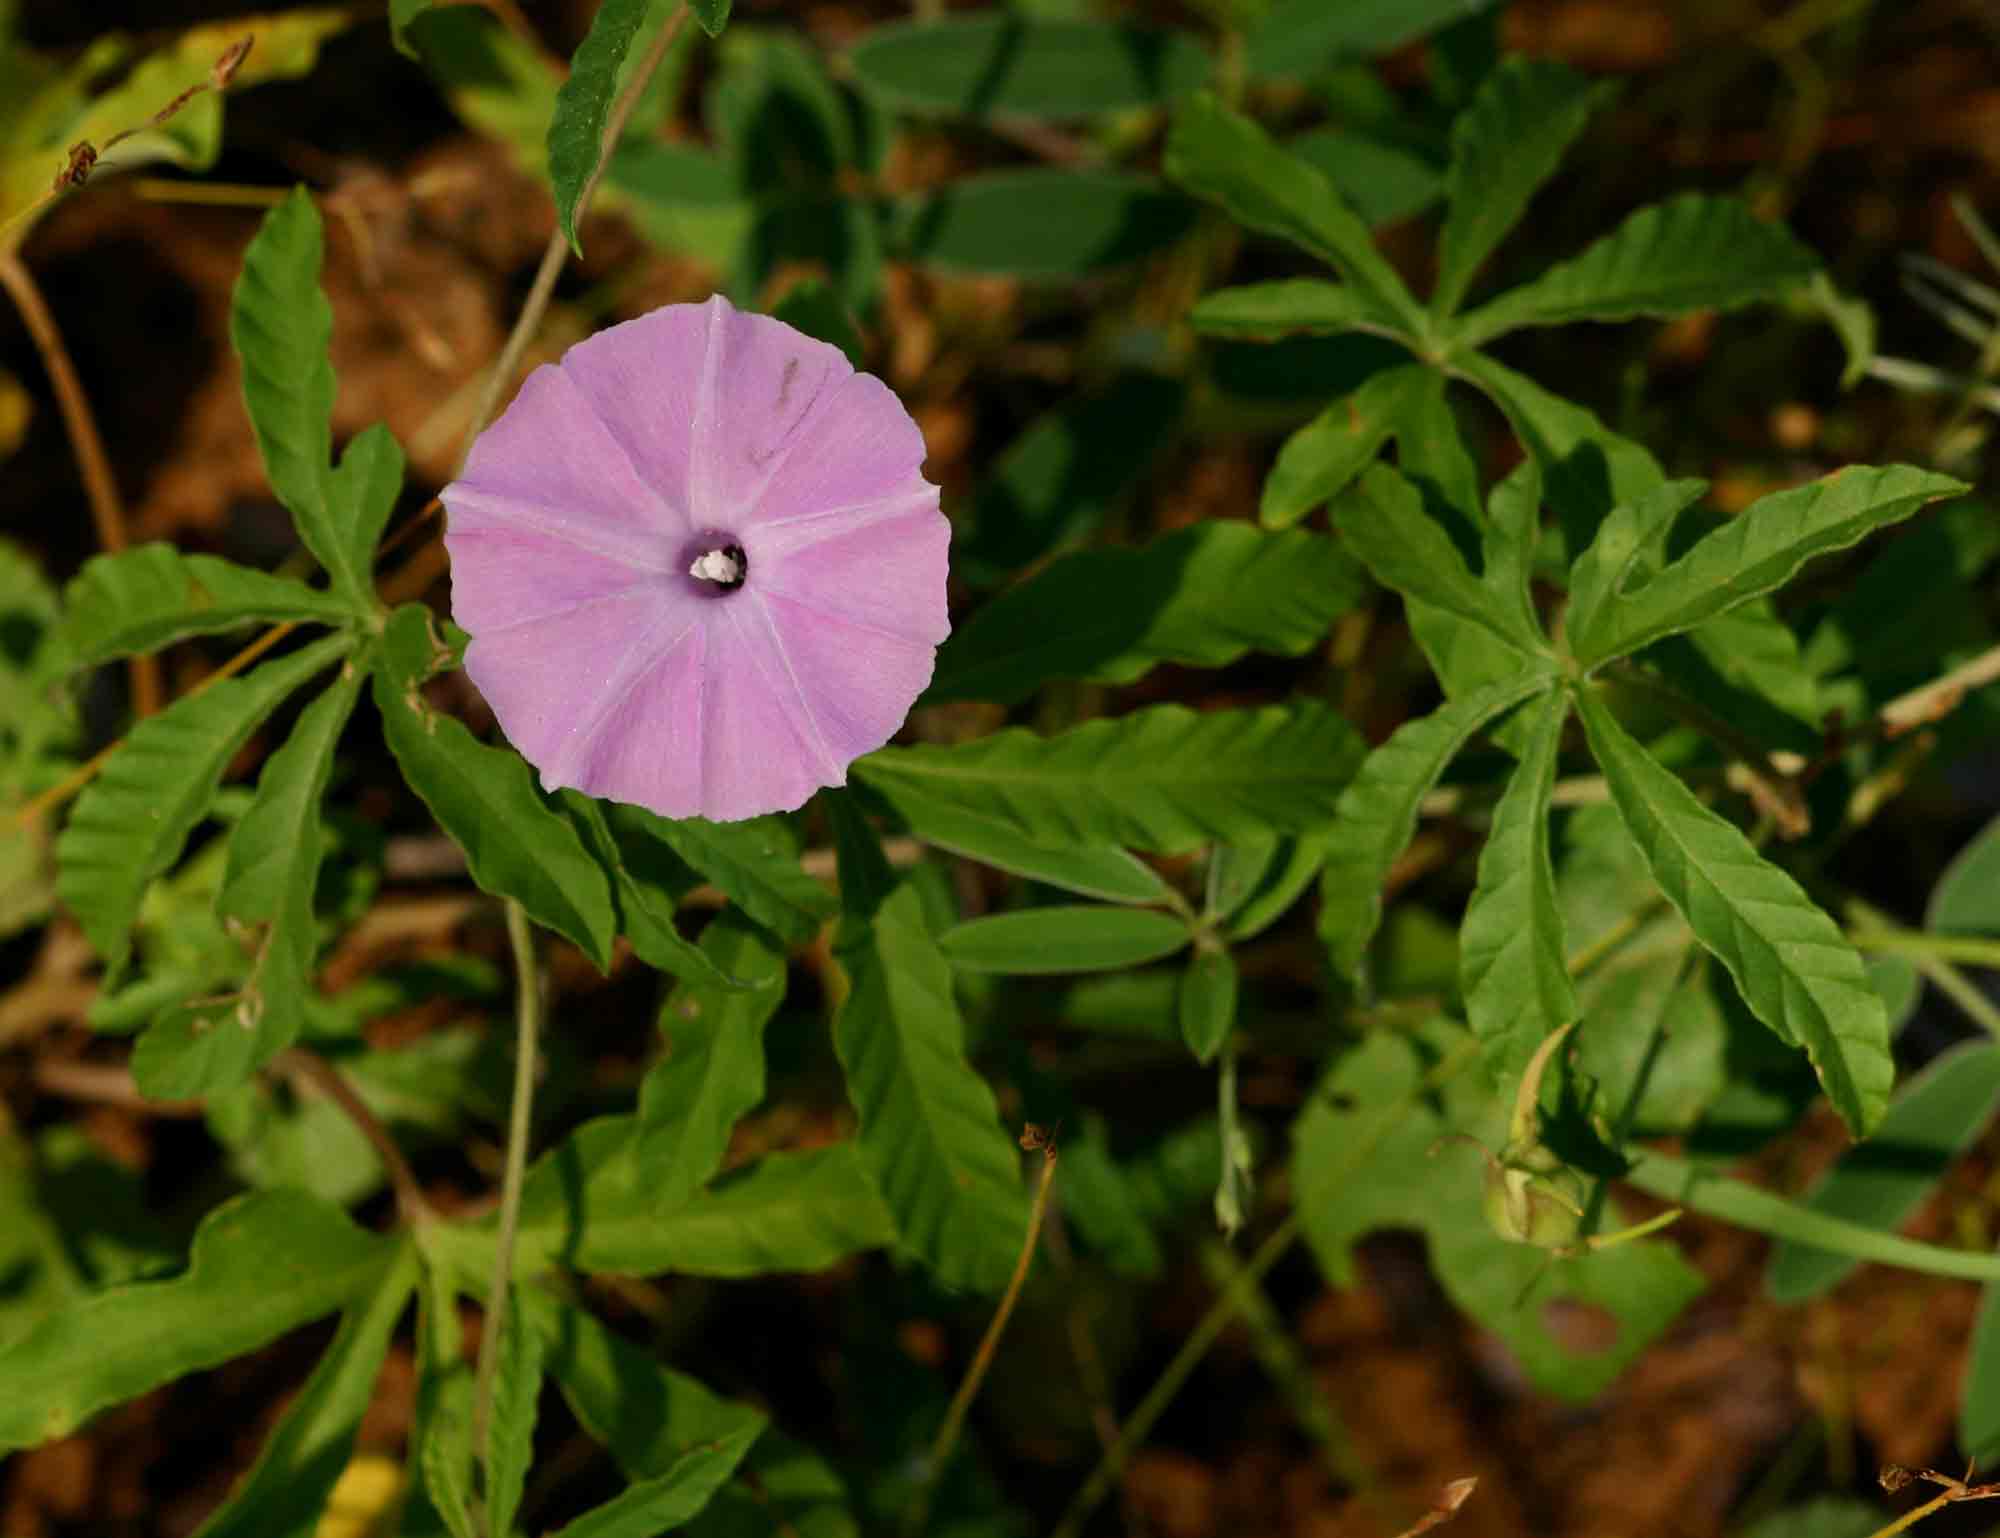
<box><xmin>1455</xmin><ymin>195</ymin><xmax>1822</xmax><ymax>347</ymax></box>
<box><xmin>1189</xmin><ymin>279</ymin><xmax>1384</xmax><ymax>340</ymax></box>
<box><xmin>1319</xmin><ymin>670</ymin><xmax>1557</xmax><ymax>979</ymax></box>
<box><xmin>1569</xmin><ymin>464</ymin><xmax>1967</xmax><ymax>669</ymax></box>
<box><xmin>376</xmin><ymin>607</ymin><xmax>616</xmax><ymax>968</ymax></box>
<box><xmin>60</xmin><ymin>545</ymin><xmax>354</xmax><ymax>666</ymax></box>
<box><xmin>56</xmin><ymin>633</ymin><xmax>351</xmax><ymax>977</ymax></box>
<box><xmin>551</xmin><ymin>1424</ymin><xmax>763</xmax><ymax>1538</ymax></box>
<box><xmin>193</xmin><ymin>1241</ymin><xmax>418</xmax><ymax>1538</ymax></box>
<box><xmin>1433</xmin><ymin>57</ymin><xmax>1613</xmax><ymax>317</ymax></box>
<box><xmin>636</xmin><ymin>812</ymin><xmax>836</xmax><ymax>944</ymax></box>
<box><xmin>928</xmin><ymin>524</ymin><xmax>1364</xmax><ymax>703</ymax></box>
<box><xmin>883</xmin><ymin>790</ymin><xmax>1171</xmax><ymax>906</ymax></box>
<box><xmin>1262</xmin><ymin>364</ymin><xmax>1428</xmax><ymax>528</ymax></box>
<box><xmin>833</xmin><ymin>882</ymin><xmax>1027</xmax><ymax>1292</ymax></box>
<box><xmin>1562</xmin><ymin>478</ymin><xmax>1711</xmax><ymax>650</ymax></box>
<box><xmin>0</xmin><ymin>1189</ymin><xmax>390</xmax><ymax>1449</ymax></box>
<box><xmin>1335</xmin><ymin>465</ymin><xmax>1548</xmax><ymax>656</ymax></box>
<box><xmin>548</xmin><ymin>0</ymin><xmax>651</xmax><ymax>254</ymax></box>
<box><xmin>563</xmin><ymin>794</ymin><xmax>739</xmax><ymax>987</ymax></box>
<box><xmin>1573</xmin><ymin>688</ymin><xmax>1892</xmax><ymax>1134</ymax></box>
<box><xmin>1767</xmin><ymin>1042</ymin><xmax>2000</xmax><ymax>1302</ymax></box>
<box><xmin>633</xmin><ymin>910</ymin><xmax>784</xmax><ymax>1213</ymax></box>
<box><xmin>847</xmin><ymin>16</ymin><xmax>1209</xmax><ymax>117</ymax></box>
<box><xmin>1165</xmin><ymin>93</ymin><xmax>1422</xmax><ymax>332</ymax></box>
<box><xmin>937</xmin><ymin>906</ymin><xmax>1191</xmax><ymax>975</ymax></box>
<box><xmin>1930</xmin><ymin>812</ymin><xmax>2000</xmax><ymax>933</ymax></box>
<box><xmin>324</xmin><ymin>423</ymin><xmax>404</xmax><ymax>611</ymax></box>
<box><xmin>856</xmin><ymin>702</ymin><xmax>1367</xmax><ymax>856</ymax></box>
<box><xmin>1179</xmin><ymin>947</ymin><xmax>1238</xmax><ymax>1065</ymax></box>
<box><xmin>486</xmin><ymin>1294</ymin><xmax>545</xmax><ymax>1538</ymax></box>
<box><xmin>1460</xmin><ymin>690</ymin><xmax>1576</xmax><ymax>1078</ymax></box>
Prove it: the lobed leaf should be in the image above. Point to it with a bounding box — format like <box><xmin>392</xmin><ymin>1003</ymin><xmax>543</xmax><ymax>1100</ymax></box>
<box><xmin>1569</xmin><ymin>464</ymin><xmax>1967</xmax><ymax>669</ymax></box>
<box><xmin>1767</xmin><ymin>1042</ymin><xmax>2000</xmax><ymax>1303</ymax></box>
<box><xmin>847</xmin><ymin>16</ymin><xmax>1209</xmax><ymax>117</ymax></box>
<box><xmin>1262</xmin><ymin>364</ymin><xmax>1429</xmax><ymax>528</ymax></box>
<box><xmin>834</xmin><ymin>883</ymin><xmax>1028</xmax><ymax>1292</ymax></box>
<box><xmin>929</xmin><ymin>523</ymin><xmax>1364</xmax><ymax>703</ymax></box>
<box><xmin>632</xmin><ymin>911</ymin><xmax>783</xmax><ymax>1213</ymax></box>
<box><xmin>375</xmin><ymin>607</ymin><xmax>616</xmax><ymax>969</ymax></box>
<box><xmin>1574</xmin><ymin>687</ymin><xmax>1893</xmax><ymax>1134</ymax></box>
<box><xmin>547</xmin><ymin>0</ymin><xmax>651</xmax><ymax>255</ymax></box>
<box><xmin>0</xmin><ymin>1189</ymin><xmax>391</xmax><ymax>1450</ymax></box>
<box><xmin>1165</xmin><ymin>92</ymin><xmax>1422</xmax><ymax>331</ymax></box>
<box><xmin>856</xmin><ymin>701</ymin><xmax>1368</xmax><ymax>856</ymax></box>
<box><xmin>1460</xmin><ymin>689</ymin><xmax>1577</xmax><ymax>1079</ymax></box>
<box><xmin>1189</xmin><ymin>279</ymin><xmax>1385</xmax><ymax>341</ymax></box>
<box><xmin>937</xmin><ymin>906</ymin><xmax>1191</xmax><ymax>975</ymax></box>
<box><xmin>1433</xmin><ymin>56</ymin><xmax>1614</xmax><ymax>317</ymax></box>
<box><xmin>1319</xmin><ymin>669</ymin><xmax>1558</xmax><ymax>980</ymax></box>
<box><xmin>60</xmin><ymin>544</ymin><xmax>354</xmax><ymax>666</ymax></box>
<box><xmin>1455</xmin><ymin>195</ymin><xmax>1822</xmax><ymax>347</ymax></box>
<box><xmin>56</xmin><ymin>633</ymin><xmax>351</xmax><ymax>977</ymax></box>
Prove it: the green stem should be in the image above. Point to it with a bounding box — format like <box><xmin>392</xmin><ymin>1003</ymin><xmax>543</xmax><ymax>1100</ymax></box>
<box><xmin>1846</xmin><ymin>899</ymin><xmax>2000</xmax><ymax>1040</ymax></box>
<box><xmin>471</xmin><ymin>898</ymin><xmax>541</xmax><ymax>1532</ymax></box>
<box><xmin>1850</xmin><ymin>928</ymin><xmax>2000</xmax><ymax>974</ymax></box>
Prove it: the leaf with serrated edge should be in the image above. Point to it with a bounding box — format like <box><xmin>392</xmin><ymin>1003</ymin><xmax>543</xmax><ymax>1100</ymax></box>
<box><xmin>930</xmin><ymin>523</ymin><xmax>1364</xmax><ymax>700</ymax></box>
<box><xmin>1336</xmin><ymin>464</ymin><xmax>1547</xmax><ymax>655</ymax></box>
<box><xmin>1460</xmin><ymin>689</ymin><xmax>1576</xmax><ymax>1078</ymax></box>
<box><xmin>637</xmin><ymin>813</ymin><xmax>835</xmax><ymax>944</ymax></box>
<box><xmin>550</xmin><ymin>1424</ymin><xmax>763</xmax><ymax>1538</ymax></box>
<box><xmin>1434</xmin><ymin>56</ymin><xmax>1613</xmax><ymax>317</ymax></box>
<box><xmin>548</xmin><ymin>0</ymin><xmax>651</xmax><ymax>254</ymax></box>
<box><xmin>633</xmin><ymin>910</ymin><xmax>782</xmax><ymax>1213</ymax></box>
<box><xmin>1573</xmin><ymin>687</ymin><xmax>1891</xmax><ymax>1134</ymax></box>
<box><xmin>376</xmin><ymin>607</ymin><xmax>615</xmax><ymax>968</ymax></box>
<box><xmin>856</xmin><ymin>702</ymin><xmax>1366</xmax><ymax>856</ymax></box>
<box><xmin>1189</xmin><ymin>279</ymin><xmax>1382</xmax><ymax>339</ymax></box>
<box><xmin>194</xmin><ymin>1241</ymin><xmax>417</xmax><ymax>1538</ymax></box>
<box><xmin>1165</xmin><ymin>92</ymin><xmax>1421</xmax><ymax>331</ymax></box>
<box><xmin>485</xmin><ymin>1291</ymin><xmax>544</xmax><ymax>1538</ymax></box>
<box><xmin>1263</xmin><ymin>366</ymin><xmax>1428</xmax><ymax>529</ymax></box>
<box><xmin>938</xmin><ymin>906</ymin><xmax>1191</xmax><ymax>975</ymax></box>
<box><xmin>56</xmin><ymin>633</ymin><xmax>351</xmax><ymax>977</ymax></box>
<box><xmin>835</xmin><ymin>882</ymin><xmax>1026</xmax><ymax>1291</ymax></box>
<box><xmin>61</xmin><ymin>545</ymin><xmax>354</xmax><ymax>666</ymax></box>
<box><xmin>0</xmin><ymin>1190</ymin><xmax>390</xmax><ymax>1450</ymax></box>
<box><xmin>1320</xmin><ymin>670</ymin><xmax>1558</xmax><ymax>979</ymax></box>
<box><xmin>1456</xmin><ymin>195</ymin><xmax>1821</xmax><ymax>347</ymax></box>
<box><xmin>1569</xmin><ymin>464</ymin><xmax>1966</xmax><ymax>669</ymax></box>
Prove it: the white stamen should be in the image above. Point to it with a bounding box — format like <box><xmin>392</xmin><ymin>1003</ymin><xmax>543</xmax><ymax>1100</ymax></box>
<box><xmin>689</xmin><ymin>548</ymin><xmax>743</xmax><ymax>585</ymax></box>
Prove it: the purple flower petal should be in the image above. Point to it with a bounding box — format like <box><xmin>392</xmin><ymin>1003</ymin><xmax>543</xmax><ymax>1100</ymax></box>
<box><xmin>443</xmin><ymin>294</ymin><xmax>949</xmax><ymax>823</ymax></box>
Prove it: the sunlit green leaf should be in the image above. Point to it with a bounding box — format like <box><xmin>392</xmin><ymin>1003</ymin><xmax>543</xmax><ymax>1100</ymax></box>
<box><xmin>1262</xmin><ymin>364</ymin><xmax>1428</xmax><ymax>528</ymax></box>
<box><xmin>548</xmin><ymin>0</ymin><xmax>650</xmax><ymax>254</ymax></box>
<box><xmin>60</xmin><ymin>545</ymin><xmax>354</xmax><ymax>666</ymax></box>
<box><xmin>1188</xmin><ymin>279</ymin><xmax>1383</xmax><ymax>341</ymax></box>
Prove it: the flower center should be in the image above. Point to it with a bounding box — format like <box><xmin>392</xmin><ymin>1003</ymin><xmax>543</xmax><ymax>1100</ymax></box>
<box><xmin>685</xmin><ymin>539</ymin><xmax>748</xmax><ymax>593</ymax></box>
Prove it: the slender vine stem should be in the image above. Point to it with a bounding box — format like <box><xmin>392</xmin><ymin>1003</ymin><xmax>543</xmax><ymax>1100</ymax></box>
<box><xmin>275</xmin><ymin>1047</ymin><xmax>434</xmax><ymax>1224</ymax></box>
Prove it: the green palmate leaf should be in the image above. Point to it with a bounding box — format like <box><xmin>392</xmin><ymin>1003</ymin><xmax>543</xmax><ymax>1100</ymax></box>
<box><xmin>0</xmin><ymin>1189</ymin><xmax>391</xmax><ymax>1450</ymax></box>
<box><xmin>1179</xmin><ymin>946</ymin><xmax>1238</xmax><ymax>1064</ymax></box>
<box><xmin>60</xmin><ymin>545</ymin><xmax>354</xmax><ymax>666</ymax></box>
<box><xmin>834</xmin><ymin>882</ymin><xmax>1027</xmax><ymax>1292</ymax></box>
<box><xmin>194</xmin><ymin>1241</ymin><xmax>417</xmax><ymax>1538</ymax></box>
<box><xmin>562</xmin><ymin>795</ymin><xmax>739</xmax><ymax>987</ymax></box>
<box><xmin>632</xmin><ymin>812</ymin><xmax>835</xmax><ymax>945</ymax></box>
<box><xmin>1460</xmin><ymin>689</ymin><xmax>1576</xmax><ymax>1078</ymax></box>
<box><xmin>883</xmin><ymin>791</ymin><xmax>1171</xmax><ymax>906</ymax></box>
<box><xmin>56</xmin><ymin>633</ymin><xmax>351</xmax><ymax>977</ymax></box>
<box><xmin>955</xmin><ymin>373</ymin><xmax>1183</xmax><ymax>584</ymax></box>
<box><xmin>548</xmin><ymin>0</ymin><xmax>651</xmax><ymax>255</ymax></box>
<box><xmin>551</xmin><ymin>1424</ymin><xmax>763</xmax><ymax>1538</ymax></box>
<box><xmin>632</xmin><ymin>910</ymin><xmax>783</xmax><ymax>1213</ymax></box>
<box><xmin>1190</xmin><ymin>279</ymin><xmax>1386</xmax><ymax>340</ymax></box>
<box><xmin>375</xmin><ymin>607</ymin><xmax>615</xmax><ymax>968</ymax></box>
<box><xmin>896</xmin><ymin>170</ymin><xmax>1195</xmax><ymax>279</ymax></box>
<box><xmin>937</xmin><ymin>906</ymin><xmax>1191</xmax><ymax>975</ymax></box>
<box><xmin>1568</xmin><ymin>465</ymin><xmax>1967</xmax><ymax>669</ymax></box>
<box><xmin>1262</xmin><ymin>364</ymin><xmax>1428</xmax><ymax>528</ymax></box>
<box><xmin>929</xmin><ymin>523</ymin><xmax>1364</xmax><ymax>704</ymax></box>
<box><xmin>846</xmin><ymin>16</ymin><xmax>1210</xmax><ymax>117</ymax></box>
<box><xmin>1455</xmin><ymin>195</ymin><xmax>1822</xmax><ymax>347</ymax></box>
<box><xmin>1573</xmin><ymin>688</ymin><xmax>1892</xmax><ymax>1134</ymax></box>
<box><xmin>486</xmin><ymin>1294</ymin><xmax>545</xmax><ymax>1538</ymax></box>
<box><xmin>1319</xmin><ymin>669</ymin><xmax>1558</xmax><ymax>979</ymax></box>
<box><xmin>1335</xmin><ymin>464</ymin><xmax>1548</xmax><ymax>656</ymax></box>
<box><xmin>1245</xmin><ymin>0</ymin><xmax>1496</xmax><ymax>79</ymax></box>
<box><xmin>524</xmin><ymin>1290</ymin><xmax>766</xmax><ymax>1480</ymax></box>
<box><xmin>1433</xmin><ymin>56</ymin><xmax>1614</xmax><ymax>317</ymax></box>
<box><xmin>1166</xmin><ymin>92</ymin><xmax>1422</xmax><ymax>332</ymax></box>
<box><xmin>855</xmin><ymin>701</ymin><xmax>1368</xmax><ymax>856</ymax></box>
<box><xmin>1767</xmin><ymin>1042</ymin><xmax>2000</xmax><ymax>1303</ymax></box>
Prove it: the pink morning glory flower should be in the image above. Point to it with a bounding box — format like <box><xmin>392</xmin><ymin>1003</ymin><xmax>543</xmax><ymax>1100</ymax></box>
<box><xmin>442</xmin><ymin>294</ymin><xmax>950</xmax><ymax>822</ymax></box>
